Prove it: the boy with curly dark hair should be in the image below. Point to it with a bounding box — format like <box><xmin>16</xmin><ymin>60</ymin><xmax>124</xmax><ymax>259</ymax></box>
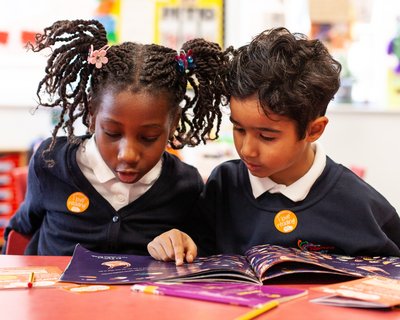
<box><xmin>149</xmin><ymin>27</ymin><xmax>400</xmax><ymax>265</ymax></box>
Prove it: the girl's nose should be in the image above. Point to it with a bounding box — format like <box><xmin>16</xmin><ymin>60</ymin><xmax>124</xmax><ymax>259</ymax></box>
<box><xmin>117</xmin><ymin>139</ymin><xmax>140</xmax><ymax>164</ymax></box>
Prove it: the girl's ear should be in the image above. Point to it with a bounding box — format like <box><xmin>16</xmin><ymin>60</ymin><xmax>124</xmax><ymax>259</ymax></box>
<box><xmin>306</xmin><ymin>116</ymin><xmax>328</xmax><ymax>142</ymax></box>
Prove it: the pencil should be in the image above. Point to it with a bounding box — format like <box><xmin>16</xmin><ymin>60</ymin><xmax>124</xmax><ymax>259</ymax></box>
<box><xmin>27</xmin><ymin>272</ymin><xmax>35</xmax><ymax>288</ymax></box>
<box><xmin>234</xmin><ymin>300</ymin><xmax>279</xmax><ymax>320</ymax></box>
<box><xmin>132</xmin><ymin>284</ymin><xmax>160</xmax><ymax>294</ymax></box>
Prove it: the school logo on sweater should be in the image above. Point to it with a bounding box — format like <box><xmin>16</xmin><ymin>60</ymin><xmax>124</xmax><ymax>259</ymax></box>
<box><xmin>297</xmin><ymin>240</ymin><xmax>336</xmax><ymax>253</ymax></box>
<box><xmin>67</xmin><ymin>192</ymin><xmax>90</xmax><ymax>213</ymax></box>
<box><xmin>274</xmin><ymin>210</ymin><xmax>298</xmax><ymax>233</ymax></box>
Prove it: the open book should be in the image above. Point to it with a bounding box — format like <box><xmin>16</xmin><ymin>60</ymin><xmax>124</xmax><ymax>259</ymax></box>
<box><xmin>311</xmin><ymin>277</ymin><xmax>400</xmax><ymax>309</ymax></box>
<box><xmin>59</xmin><ymin>244</ymin><xmax>400</xmax><ymax>285</ymax></box>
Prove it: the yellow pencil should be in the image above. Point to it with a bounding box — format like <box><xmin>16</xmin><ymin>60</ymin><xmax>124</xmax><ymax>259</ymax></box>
<box><xmin>27</xmin><ymin>272</ymin><xmax>35</xmax><ymax>288</ymax></box>
<box><xmin>234</xmin><ymin>300</ymin><xmax>279</xmax><ymax>320</ymax></box>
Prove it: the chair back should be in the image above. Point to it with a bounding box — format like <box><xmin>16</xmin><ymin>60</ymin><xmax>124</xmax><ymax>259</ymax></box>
<box><xmin>5</xmin><ymin>229</ymin><xmax>31</xmax><ymax>255</ymax></box>
<box><xmin>3</xmin><ymin>166</ymin><xmax>30</xmax><ymax>254</ymax></box>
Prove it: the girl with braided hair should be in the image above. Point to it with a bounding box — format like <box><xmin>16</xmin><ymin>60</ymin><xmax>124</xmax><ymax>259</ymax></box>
<box><xmin>3</xmin><ymin>19</ymin><xmax>230</xmax><ymax>256</ymax></box>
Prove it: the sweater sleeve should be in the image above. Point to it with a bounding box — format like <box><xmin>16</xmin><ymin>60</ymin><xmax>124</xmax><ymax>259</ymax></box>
<box><xmin>380</xmin><ymin>209</ymin><xmax>400</xmax><ymax>255</ymax></box>
<box><xmin>189</xmin><ymin>167</ymin><xmax>221</xmax><ymax>256</ymax></box>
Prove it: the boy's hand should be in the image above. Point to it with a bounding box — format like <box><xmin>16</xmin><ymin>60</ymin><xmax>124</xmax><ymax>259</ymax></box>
<box><xmin>147</xmin><ymin>229</ymin><xmax>197</xmax><ymax>266</ymax></box>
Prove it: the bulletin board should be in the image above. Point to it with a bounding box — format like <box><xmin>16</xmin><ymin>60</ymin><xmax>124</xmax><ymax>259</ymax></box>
<box><xmin>154</xmin><ymin>0</ymin><xmax>224</xmax><ymax>49</ymax></box>
<box><xmin>0</xmin><ymin>0</ymin><xmax>121</xmax><ymax>108</ymax></box>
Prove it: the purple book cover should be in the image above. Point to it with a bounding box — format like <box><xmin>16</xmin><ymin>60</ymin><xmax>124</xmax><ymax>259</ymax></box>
<box><xmin>60</xmin><ymin>244</ymin><xmax>260</xmax><ymax>284</ymax></box>
<box><xmin>131</xmin><ymin>282</ymin><xmax>307</xmax><ymax>308</ymax></box>
<box><xmin>60</xmin><ymin>244</ymin><xmax>400</xmax><ymax>285</ymax></box>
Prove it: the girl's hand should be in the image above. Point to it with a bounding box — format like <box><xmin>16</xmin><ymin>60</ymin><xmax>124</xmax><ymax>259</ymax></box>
<box><xmin>147</xmin><ymin>229</ymin><xmax>197</xmax><ymax>266</ymax></box>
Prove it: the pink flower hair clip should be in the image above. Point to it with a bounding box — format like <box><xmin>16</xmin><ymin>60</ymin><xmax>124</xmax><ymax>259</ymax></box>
<box><xmin>87</xmin><ymin>44</ymin><xmax>110</xmax><ymax>69</ymax></box>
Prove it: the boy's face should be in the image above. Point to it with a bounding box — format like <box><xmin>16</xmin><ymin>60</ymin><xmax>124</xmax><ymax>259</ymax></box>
<box><xmin>91</xmin><ymin>90</ymin><xmax>176</xmax><ymax>184</ymax></box>
<box><xmin>230</xmin><ymin>96</ymin><xmax>317</xmax><ymax>185</ymax></box>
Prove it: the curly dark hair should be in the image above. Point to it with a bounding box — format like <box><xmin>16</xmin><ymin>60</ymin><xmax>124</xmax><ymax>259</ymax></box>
<box><xmin>228</xmin><ymin>27</ymin><xmax>342</xmax><ymax>139</ymax></box>
<box><xmin>28</xmin><ymin>19</ymin><xmax>231</xmax><ymax>162</ymax></box>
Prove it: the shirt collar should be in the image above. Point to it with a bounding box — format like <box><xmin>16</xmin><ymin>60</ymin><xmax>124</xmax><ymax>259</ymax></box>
<box><xmin>83</xmin><ymin>135</ymin><xmax>162</xmax><ymax>185</ymax></box>
<box><xmin>140</xmin><ymin>159</ymin><xmax>162</xmax><ymax>185</ymax></box>
<box><xmin>84</xmin><ymin>136</ymin><xmax>115</xmax><ymax>183</ymax></box>
<box><xmin>248</xmin><ymin>143</ymin><xmax>326</xmax><ymax>202</ymax></box>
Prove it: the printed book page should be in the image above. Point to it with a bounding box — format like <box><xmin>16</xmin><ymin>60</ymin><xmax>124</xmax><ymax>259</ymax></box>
<box><xmin>60</xmin><ymin>244</ymin><xmax>260</xmax><ymax>284</ymax></box>
<box><xmin>60</xmin><ymin>244</ymin><xmax>400</xmax><ymax>285</ymax></box>
<box><xmin>245</xmin><ymin>244</ymin><xmax>400</xmax><ymax>281</ymax></box>
<box><xmin>311</xmin><ymin>277</ymin><xmax>400</xmax><ymax>308</ymax></box>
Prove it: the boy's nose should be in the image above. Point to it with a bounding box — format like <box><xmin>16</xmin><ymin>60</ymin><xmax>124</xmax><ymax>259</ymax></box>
<box><xmin>240</xmin><ymin>136</ymin><xmax>258</xmax><ymax>158</ymax></box>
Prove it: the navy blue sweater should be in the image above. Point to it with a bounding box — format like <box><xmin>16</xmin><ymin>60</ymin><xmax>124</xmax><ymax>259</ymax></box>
<box><xmin>4</xmin><ymin>136</ymin><xmax>203</xmax><ymax>256</ymax></box>
<box><xmin>193</xmin><ymin>158</ymin><xmax>400</xmax><ymax>257</ymax></box>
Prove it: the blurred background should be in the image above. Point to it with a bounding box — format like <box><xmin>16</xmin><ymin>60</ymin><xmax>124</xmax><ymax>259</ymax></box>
<box><xmin>0</xmin><ymin>0</ymin><xmax>400</xmax><ymax>221</ymax></box>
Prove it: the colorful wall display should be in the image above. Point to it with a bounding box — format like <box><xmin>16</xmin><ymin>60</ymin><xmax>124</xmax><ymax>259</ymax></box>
<box><xmin>94</xmin><ymin>0</ymin><xmax>121</xmax><ymax>44</ymax></box>
<box><xmin>154</xmin><ymin>0</ymin><xmax>224</xmax><ymax>49</ymax></box>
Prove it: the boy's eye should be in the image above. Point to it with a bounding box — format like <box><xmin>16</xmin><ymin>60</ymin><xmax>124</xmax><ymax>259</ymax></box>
<box><xmin>233</xmin><ymin>126</ymin><xmax>245</xmax><ymax>133</ymax></box>
<box><xmin>260</xmin><ymin>134</ymin><xmax>275</xmax><ymax>142</ymax></box>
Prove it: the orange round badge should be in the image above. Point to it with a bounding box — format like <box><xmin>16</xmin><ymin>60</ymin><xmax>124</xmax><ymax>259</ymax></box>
<box><xmin>66</xmin><ymin>192</ymin><xmax>89</xmax><ymax>213</ymax></box>
<box><xmin>274</xmin><ymin>210</ymin><xmax>298</xmax><ymax>233</ymax></box>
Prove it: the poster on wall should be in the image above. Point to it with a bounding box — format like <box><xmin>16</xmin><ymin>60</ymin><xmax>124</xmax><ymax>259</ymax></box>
<box><xmin>154</xmin><ymin>0</ymin><xmax>224</xmax><ymax>49</ymax></box>
<box><xmin>0</xmin><ymin>0</ymin><xmax>121</xmax><ymax>107</ymax></box>
<box><xmin>387</xmin><ymin>70</ymin><xmax>400</xmax><ymax>108</ymax></box>
<box><xmin>94</xmin><ymin>0</ymin><xmax>121</xmax><ymax>44</ymax></box>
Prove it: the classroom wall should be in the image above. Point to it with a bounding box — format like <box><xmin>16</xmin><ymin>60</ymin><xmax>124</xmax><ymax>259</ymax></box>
<box><xmin>321</xmin><ymin>108</ymin><xmax>400</xmax><ymax>213</ymax></box>
<box><xmin>0</xmin><ymin>106</ymin><xmax>52</xmax><ymax>151</ymax></box>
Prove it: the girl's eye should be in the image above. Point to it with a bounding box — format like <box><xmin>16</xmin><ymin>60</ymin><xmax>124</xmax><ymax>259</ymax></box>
<box><xmin>104</xmin><ymin>131</ymin><xmax>120</xmax><ymax>138</ymax></box>
<box><xmin>141</xmin><ymin>136</ymin><xmax>159</xmax><ymax>143</ymax></box>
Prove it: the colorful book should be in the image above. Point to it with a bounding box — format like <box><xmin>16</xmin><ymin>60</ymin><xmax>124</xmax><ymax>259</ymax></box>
<box><xmin>131</xmin><ymin>282</ymin><xmax>307</xmax><ymax>308</ymax></box>
<box><xmin>311</xmin><ymin>276</ymin><xmax>400</xmax><ymax>309</ymax></box>
<box><xmin>59</xmin><ymin>243</ymin><xmax>400</xmax><ymax>285</ymax></box>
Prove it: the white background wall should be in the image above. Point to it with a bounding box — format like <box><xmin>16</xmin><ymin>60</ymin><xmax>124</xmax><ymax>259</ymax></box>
<box><xmin>321</xmin><ymin>108</ymin><xmax>400</xmax><ymax>212</ymax></box>
<box><xmin>0</xmin><ymin>0</ymin><xmax>399</xmax><ymax>212</ymax></box>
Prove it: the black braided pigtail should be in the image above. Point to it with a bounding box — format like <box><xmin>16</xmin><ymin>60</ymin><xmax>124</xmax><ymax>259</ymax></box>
<box><xmin>27</xmin><ymin>19</ymin><xmax>108</xmax><ymax>165</ymax></box>
<box><xmin>180</xmin><ymin>39</ymin><xmax>230</xmax><ymax>145</ymax></box>
<box><xmin>135</xmin><ymin>44</ymin><xmax>193</xmax><ymax>149</ymax></box>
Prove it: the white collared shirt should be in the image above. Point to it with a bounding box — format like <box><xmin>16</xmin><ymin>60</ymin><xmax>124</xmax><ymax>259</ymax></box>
<box><xmin>76</xmin><ymin>136</ymin><xmax>162</xmax><ymax>211</ymax></box>
<box><xmin>248</xmin><ymin>143</ymin><xmax>326</xmax><ymax>202</ymax></box>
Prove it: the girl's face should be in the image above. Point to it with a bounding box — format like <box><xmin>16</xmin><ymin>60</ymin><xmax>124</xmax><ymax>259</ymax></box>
<box><xmin>91</xmin><ymin>90</ymin><xmax>177</xmax><ymax>184</ymax></box>
<box><xmin>230</xmin><ymin>96</ymin><xmax>323</xmax><ymax>186</ymax></box>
